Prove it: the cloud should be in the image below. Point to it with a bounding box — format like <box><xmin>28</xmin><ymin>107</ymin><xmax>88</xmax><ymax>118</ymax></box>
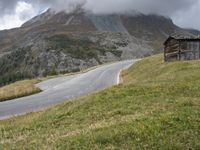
<box><xmin>84</xmin><ymin>0</ymin><xmax>196</xmax><ymax>16</ymax></box>
<box><xmin>0</xmin><ymin>0</ymin><xmax>200</xmax><ymax>30</ymax></box>
<box><xmin>34</xmin><ymin>0</ymin><xmax>197</xmax><ymax>17</ymax></box>
<box><xmin>0</xmin><ymin>0</ymin><xmax>18</xmax><ymax>16</ymax></box>
<box><xmin>40</xmin><ymin>0</ymin><xmax>87</xmax><ymax>13</ymax></box>
<box><xmin>0</xmin><ymin>0</ymin><xmax>197</xmax><ymax>15</ymax></box>
<box><xmin>172</xmin><ymin>0</ymin><xmax>200</xmax><ymax>30</ymax></box>
<box><xmin>0</xmin><ymin>1</ymin><xmax>37</xmax><ymax>30</ymax></box>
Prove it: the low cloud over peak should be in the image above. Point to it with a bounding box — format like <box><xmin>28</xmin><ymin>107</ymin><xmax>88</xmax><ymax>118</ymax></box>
<box><xmin>0</xmin><ymin>0</ymin><xmax>200</xmax><ymax>30</ymax></box>
<box><xmin>0</xmin><ymin>1</ymin><xmax>37</xmax><ymax>30</ymax></box>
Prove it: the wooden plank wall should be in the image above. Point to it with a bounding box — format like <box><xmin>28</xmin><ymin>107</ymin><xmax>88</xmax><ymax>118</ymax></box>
<box><xmin>164</xmin><ymin>39</ymin><xmax>179</xmax><ymax>61</ymax></box>
<box><xmin>165</xmin><ymin>40</ymin><xmax>200</xmax><ymax>61</ymax></box>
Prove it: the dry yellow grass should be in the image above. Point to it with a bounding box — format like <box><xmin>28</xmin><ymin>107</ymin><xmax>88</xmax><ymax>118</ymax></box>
<box><xmin>0</xmin><ymin>80</ymin><xmax>42</xmax><ymax>102</ymax></box>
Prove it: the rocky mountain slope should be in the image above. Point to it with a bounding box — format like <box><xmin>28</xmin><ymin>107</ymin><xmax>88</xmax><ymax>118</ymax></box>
<box><xmin>0</xmin><ymin>9</ymin><xmax>198</xmax><ymax>86</ymax></box>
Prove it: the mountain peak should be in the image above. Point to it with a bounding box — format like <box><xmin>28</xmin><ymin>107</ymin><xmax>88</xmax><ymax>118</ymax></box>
<box><xmin>22</xmin><ymin>8</ymin><xmax>175</xmax><ymax>33</ymax></box>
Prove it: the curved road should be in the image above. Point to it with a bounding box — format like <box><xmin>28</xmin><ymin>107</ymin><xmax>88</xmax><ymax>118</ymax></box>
<box><xmin>0</xmin><ymin>60</ymin><xmax>136</xmax><ymax>120</ymax></box>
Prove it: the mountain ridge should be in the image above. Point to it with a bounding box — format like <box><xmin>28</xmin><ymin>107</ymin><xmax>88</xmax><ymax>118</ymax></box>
<box><xmin>0</xmin><ymin>9</ymin><xmax>199</xmax><ymax>86</ymax></box>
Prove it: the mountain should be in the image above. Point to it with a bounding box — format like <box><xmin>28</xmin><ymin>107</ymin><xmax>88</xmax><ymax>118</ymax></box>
<box><xmin>0</xmin><ymin>9</ymin><xmax>198</xmax><ymax>86</ymax></box>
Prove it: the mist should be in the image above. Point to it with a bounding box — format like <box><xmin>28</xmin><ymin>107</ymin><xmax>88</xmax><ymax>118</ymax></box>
<box><xmin>37</xmin><ymin>0</ymin><xmax>197</xmax><ymax>16</ymax></box>
<box><xmin>0</xmin><ymin>0</ymin><xmax>200</xmax><ymax>30</ymax></box>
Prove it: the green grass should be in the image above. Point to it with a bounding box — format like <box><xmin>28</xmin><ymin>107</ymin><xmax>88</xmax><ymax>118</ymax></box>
<box><xmin>0</xmin><ymin>54</ymin><xmax>200</xmax><ymax>149</ymax></box>
<box><xmin>47</xmin><ymin>34</ymin><xmax>122</xmax><ymax>61</ymax></box>
<box><xmin>47</xmin><ymin>34</ymin><xmax>102</xmax><ymax>60</ymax></box>
<box><xmin>0</xmin><ymin>80</ymin><xmax>42</xmax><ymax>102</ymax></box>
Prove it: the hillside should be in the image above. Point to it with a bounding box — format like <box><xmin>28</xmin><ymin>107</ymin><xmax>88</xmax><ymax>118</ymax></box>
<box><xmin>0</xmin><ymin>9</ymin><xmax>199</xmax><ymax>86</ymax></box>
<box><xmin>0</xmin><ymin>55</ymin><xmax>199</xmax><ymax>149</ymax></box>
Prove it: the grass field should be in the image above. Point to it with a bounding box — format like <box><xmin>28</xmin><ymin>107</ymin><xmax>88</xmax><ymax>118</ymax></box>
<box><xmin>0</xmin><ymin>80</ymin><xmax>41</xmax><ymax>102</ymax></box>
<box><xmin>0</xmin><ymin>54</ymin><xmax>200</xmax><ymax>149</ymax></box>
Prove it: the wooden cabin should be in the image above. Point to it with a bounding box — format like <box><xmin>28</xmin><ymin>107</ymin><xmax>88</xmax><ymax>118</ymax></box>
<box><xmin>164</xmin><ymin>35</ymin><xmax>200</xmax><ymax>62</ymax></box>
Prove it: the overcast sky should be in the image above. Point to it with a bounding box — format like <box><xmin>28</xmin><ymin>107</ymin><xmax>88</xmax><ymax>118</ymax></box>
<box><xmin>0</xmin><ymin>0</ymin><xmax>200</xmax><ymax>30</ymax></box>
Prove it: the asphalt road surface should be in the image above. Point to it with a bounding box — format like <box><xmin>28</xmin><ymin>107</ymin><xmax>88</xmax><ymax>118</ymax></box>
<box><xmin>0</xmin><ymin>60</ymin><xmax>136</xmax><ymax>120</ymax></box>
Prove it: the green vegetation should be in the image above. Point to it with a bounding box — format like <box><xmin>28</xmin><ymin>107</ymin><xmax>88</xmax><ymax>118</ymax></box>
<box><xmin>0</xmin><ymin>54</ymin><xmax>200</xmax><ymax>149</ymax></box>
<box><xmin>47</xmin><ymin>34</ymin><xmax>102</xmax><ymax>60</ymax></box>
<box><xmin>0</xmin><ymin>72</ymin><xmax>32</xmax><ymax>87</ymax></box>
<box><xmin>0</xmin><ymin>80</ymin><xmax>42</xmax><ymax>102</ymax></box>
<box><xmin>47</xmin><ymin>34</ymin><xmax>122</xmax><ymax>60</ymax></box>
<box><xmin>0</xmin><ymin>48</ymin><xmax>34</xmax><ymax>87</ymax></box>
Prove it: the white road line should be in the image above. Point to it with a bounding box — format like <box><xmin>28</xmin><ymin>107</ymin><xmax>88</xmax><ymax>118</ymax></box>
<box><xmin>117</xmin><ymin>69</ymin><xmax>122</xmax><ymax>85</ymax></box>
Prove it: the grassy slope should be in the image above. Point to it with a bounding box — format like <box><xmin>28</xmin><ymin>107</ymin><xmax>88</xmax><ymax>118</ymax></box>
<box><xmin>0</xmin><ymin>54</ymin><xmax>200</xmax><ymax>149</ymax></box>
<box><xmin>0</xmin><ymin>80</ymin><xmax>41</xmax><ymax>102</ymax></box>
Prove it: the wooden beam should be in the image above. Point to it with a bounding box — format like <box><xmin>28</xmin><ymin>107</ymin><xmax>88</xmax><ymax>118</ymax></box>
<box><xmin>180</xmin><ymin>50</ymin><xmax>198</xmax><ymax>53</ymax></box>
<box><xmin>164</xmin><ymin>46</ymin><xmax>167</xmax><ymax>61</ymax></box>
<box><xmin>199</xmin><ymin>42</ymin><xmax>200</xmax><ymax>59</ymax></box>
<box><xmin>179</xmin><ymin>41</ymin><xmax>181</xmax><ymax>61</ymax></box>
<box><xmin>165</xmin><ymin>51</ymin><xmax>179</xmax><ymax>57</ymax></box>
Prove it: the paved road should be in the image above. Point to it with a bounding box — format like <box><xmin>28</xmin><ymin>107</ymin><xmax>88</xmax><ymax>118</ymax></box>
<box><xmin>0</xmin><ymin>60</ymin><xmax>136</xmax><ymax>120</ymax></box>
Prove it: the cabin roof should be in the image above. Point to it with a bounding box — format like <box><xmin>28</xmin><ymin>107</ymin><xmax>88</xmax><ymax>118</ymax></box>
<box><xmin>164</xmin><ymin>34</ymin><xmax>200</xmax><ymax>45</ymax></box>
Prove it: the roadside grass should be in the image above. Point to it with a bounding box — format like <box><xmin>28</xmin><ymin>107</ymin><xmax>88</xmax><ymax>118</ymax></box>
<box><xmin>0</xmin><ymin>61</ymin><xmax>116</xmax><ymax>102</ymax></box>
<box><xmin>0</xmin><ymin>80</ymin><xmax>42</xmax><ymax>102</ymax></box>
<box><xmin>0</xmin><ymin>54</ymin><xmax>200</xmax><ymax>149</ymax></box>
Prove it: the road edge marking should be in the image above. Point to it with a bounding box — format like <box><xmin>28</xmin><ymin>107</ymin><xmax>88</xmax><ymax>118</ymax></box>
<box><xmin>117</xmin><ymin>69</ymin><xmax>122</xmax><ymax>85</ymax></box>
